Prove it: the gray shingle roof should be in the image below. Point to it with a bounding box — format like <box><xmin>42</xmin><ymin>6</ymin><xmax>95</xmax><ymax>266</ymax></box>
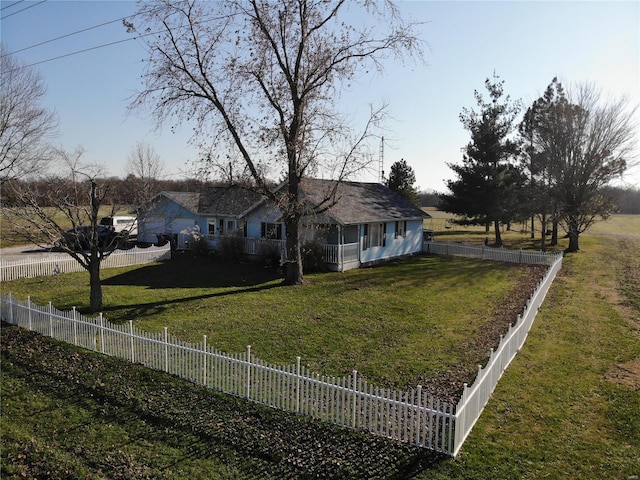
<box><xmin>161</xmin><ymin>187</ymin><xmax>264</xmax><ymax>217</ymax></box>
<box><xmin>299</xmin><ymin>178</ymin><xmax>430</xmax><ymax>225</ymax></box>
<box><xmin>157</xmin><ymin>179</ymin><xmax>429</xmax><ymax>225</ymax></box>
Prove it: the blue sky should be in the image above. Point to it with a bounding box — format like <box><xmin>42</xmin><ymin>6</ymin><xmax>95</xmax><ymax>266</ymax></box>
<box><xmin>2</xmin><ymin>0</ymin><xmax>639</xmax><ymax>192</ymax></box>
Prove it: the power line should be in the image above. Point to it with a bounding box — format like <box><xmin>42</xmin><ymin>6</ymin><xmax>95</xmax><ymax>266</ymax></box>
<box><xmin>1</xmin><ymin>0</ymin><xmax>24</xmax><ymax>12</ymax></box>
<box><xmin>2</xmin><ymin>15</ymin><xmax>136</xmax><ymax>57</ymax></box>
<box><xmin>0</xmin><ymin>0</ymin><xmax>46</xmax><ymax>19</ymax></box>
<box><xmin>4</xmin><ymin>9</ymin><xmax>220</xmax><ymax>73</ymax></box>
<box><xmin>12</xmin><ymin>32</ymin><xmax>155</xmax><ymax>71</ymax></box>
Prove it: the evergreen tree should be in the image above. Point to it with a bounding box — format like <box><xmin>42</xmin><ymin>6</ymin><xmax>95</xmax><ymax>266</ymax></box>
<box><xmin>440</xmin><ymin>75</ymin><xmax>528</xmax><ymax>246</ymax></box>
<box><xmin>386</xmin><ymin>159</ymin><xmax>420</xmax><ymax>205</ymax></box>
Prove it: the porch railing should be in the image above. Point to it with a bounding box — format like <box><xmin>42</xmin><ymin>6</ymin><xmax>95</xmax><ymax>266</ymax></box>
<box><xmin>323</xmin><ymin>243</ymin><xmax>359</xmax><ymax>265</ymax></box>
<box><xmin>180</xmin><ymin>233</ymin><xmax>359</xmax><ymax>267</ymax></box>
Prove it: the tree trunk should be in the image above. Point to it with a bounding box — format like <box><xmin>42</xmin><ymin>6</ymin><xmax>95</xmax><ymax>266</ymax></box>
<box><xmin>566</xmin><ymin>231</ymin><xmax>580</xmax><ymax>252</ymax></box>
<box><xmin>566</xmin><ymin>218</ymin><xmax>580</xmax><ymax>252</ymax></box>
<box><xmin>540</xmin><ymin>212</ymin><xmax>547</xmax><ymax>252</ymax></box>
<box><xmin>88</xmin><ymin>257</ymin><xmax>103</xmax><ymax>312</ymax></box>
<box><xmin>493</xmin><ymin>219</ymin><xmax>502</xmax><ymax>247</ymax></box>
<box><xmin>530</xmin><ymin>214</ymin><xmax>535</xmax><ymax>239</ymax></box>
<box><xmin>283</xmin><ymin>218</ymin><xmax>304</xmax><ymax>285</ymax></box>
<box><xmin>550</xmin><ymin>219</ymin><xmax>559</xmax><ymax>246</ymax></box>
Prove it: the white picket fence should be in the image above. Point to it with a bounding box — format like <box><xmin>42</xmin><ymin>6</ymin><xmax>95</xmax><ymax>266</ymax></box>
<box><xmin>0</xmin><ymin>293</ymin><xmax>456</xmax><ymax>454</ymax></box>
<box><xmin>424</xmin><ymin>241</ymin><xmax>561</xmax><ymax>266</ymax></box>
<box><xmin>0</xmin><ymin>244</ymin><xmax>563</xmax><ymax>456</ymax></box>
<box><xmin>452</xmin><ymin>252</ymin><xmax>563</xmax><ymax>455</ymax></box>
<box><xmin>0</xmin><ymin>245</ymin><xmax>172</xmax><ymax>282</ymax></box>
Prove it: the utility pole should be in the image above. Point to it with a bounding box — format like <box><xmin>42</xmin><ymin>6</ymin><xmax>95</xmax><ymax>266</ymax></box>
<box><xmin>379</xmin><ymin>136</ymin><xmax>385</xmax><ymax>184</ymax></box>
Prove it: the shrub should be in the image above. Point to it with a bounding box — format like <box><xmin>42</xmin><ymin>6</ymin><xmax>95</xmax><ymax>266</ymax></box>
<box><xmin>181</xmin><ymin>225</ymin><xmax>210</xmax><ymax>256</ymax></box>
<box><xmin>219</xmin><ymin>236</ymin><xmax>246</xmax><ymax>263</ymax></box>
<box><xmin>257</xmin><ymin>242</ymin><xmax>282</xmax><ymax>268</ymax></box>
<box><xmin>301</xmin><ymin>241</ymin><xmax>327</xmax><ymax>273</ymax></box>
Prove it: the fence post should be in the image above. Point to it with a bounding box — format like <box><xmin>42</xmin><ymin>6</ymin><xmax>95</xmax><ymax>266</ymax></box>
<box><xmin>164</xmin><ymin>327</ymin><xmax>169</xmax><ymax>373</ymax></box>
<box><xmin>352</xmin><ymin>370</ymin><xmax>358</xmax><ymax>428</ymax></box>
<box><xmin>296</xmin><ymin>356</ymin><xmax>301</xmax><ymax>413</ymax></box>
<box><xmin>129</xmin><ymin>320</ymin><xmax>135</xmax><ymax>363</ymax></box>
<box><xmin>27</xmin><ymin>296</ymin><xmax>32</xmax><ymax>330</ymax></box>
<box><xmin>99</xmin><ymin>313</ymin><xmax>105</xmax><ymax>353</ymax></box>
<box><xmin>416</xmin><ymin>384</ymin><xmax>423</xmax><ymax>445</ymax></box>
<box><xmin>246</xmin><ymin>345</ymin><xmax>252</xmax><ymax>399</ymax></box>
<box><xmin>203</xmin><ymin>335</ymin><xmax>207</xmax><ymax>387</ymax></box>
<box><xmin>72</xmin><ymin>307</ymin><xmax>77</xmax><ymax>346</ymax></box>
<box><xmin>49</xmin><ymin>302</ymin><xmax>53</xmax><ymax>337</ymax></box>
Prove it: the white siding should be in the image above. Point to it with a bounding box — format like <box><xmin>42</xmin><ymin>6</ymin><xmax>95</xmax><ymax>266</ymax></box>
<box><xmin>360</xmin><ymin>219</ymin><xmax>423</xmax><ymax>264</ymax></box>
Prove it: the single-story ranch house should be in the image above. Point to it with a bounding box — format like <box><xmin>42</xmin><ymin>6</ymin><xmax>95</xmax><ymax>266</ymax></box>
<box><xmin>137</xmin><ymin>178</ymin><xmax>430</xmax><ymax>271</ymax></box>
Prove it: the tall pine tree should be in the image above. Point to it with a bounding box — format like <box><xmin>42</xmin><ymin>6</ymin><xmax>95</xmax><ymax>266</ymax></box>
<box><xmin>386</xmin><ymin>159</ymin><xmax>420</xmax><ymax>205</ymax></box>
<box><xmin>440</xmin><ymin>74</ymin><xmax>528</xmax><ymax>246</ymax></box>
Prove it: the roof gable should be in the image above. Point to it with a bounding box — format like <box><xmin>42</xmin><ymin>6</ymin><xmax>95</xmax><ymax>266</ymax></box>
<box><xmin>161</xmin><ymin>191</ymin><xmax>200</xmax><ymax>213</ymax></box>
<box><xmin>197</xmin><ymin>187</ymin><xmax>265</xmax><ymax>217</ymax></box>
<box><xmin>156</xmin><ymin>187</ymin><xmax>264</xmax><ymax>217</ymax></box>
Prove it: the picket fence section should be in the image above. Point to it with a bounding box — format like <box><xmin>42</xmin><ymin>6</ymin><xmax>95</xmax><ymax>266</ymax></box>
<box><xmin>0</xmin><ymin>245</ymin><xmax>171</xmax><ymax>282</ymax></box>
<box><xmin>0</xmin><ymin>244</ymin><xmax>563</xmax><ymax>456</ymax></box>
<box><xmin>452</xmin><ymin>253</ymin><xmax>563</xmax><ymax>455</ymax></box>
<box><xmin>424</xmin><ymin>241</ymin><xmax>559</xmax><ymax>266</ymax></box>
<box><xmin>0</xmin><ymin>292</ymin><xmax>456</xmax><ymax>454</ymax></box>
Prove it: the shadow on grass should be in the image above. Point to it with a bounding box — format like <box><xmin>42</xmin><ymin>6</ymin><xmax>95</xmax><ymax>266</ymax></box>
<box><xmin>99</xmin><ymin>253</ymin><xmax>285</xmax><ymax>317</ymax></box>
<box><xmin>98</xmin><ymin>282</ymin><xmax>282</xmax><ymax>318</ymax></box>
<box><xmin>103</xmin><ymin>252</ymin><xmax>283</xmax><ymax>289</ymax></box>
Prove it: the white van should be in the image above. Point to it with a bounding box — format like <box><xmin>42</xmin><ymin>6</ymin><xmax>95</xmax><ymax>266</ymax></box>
<box><xmin>100</xmin><ymin>216</ymin><xmax>138</xmax><ymax>236</ymax></box>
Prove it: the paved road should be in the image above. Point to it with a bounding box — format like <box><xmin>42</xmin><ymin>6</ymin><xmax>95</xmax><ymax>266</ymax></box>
<box><xmin>0</xmin><ymin>245</ymin><xmax>59</xmax><ymax>262</ymax></box>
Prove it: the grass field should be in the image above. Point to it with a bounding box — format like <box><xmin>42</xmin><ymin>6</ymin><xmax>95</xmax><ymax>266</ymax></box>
<box><xmin>0</xmin><ymin>249</ymin><xmax>543</xmax><ymax>398</ymax></box>
<box><xmin>0</xmin><ymin>205</ymin><xmax>133</xmax><ymax>249</ymax></box>
<box><xmin>1</xmin><ymin>214</ymin><xmax>639</xmax><ymax>479</ymax></box>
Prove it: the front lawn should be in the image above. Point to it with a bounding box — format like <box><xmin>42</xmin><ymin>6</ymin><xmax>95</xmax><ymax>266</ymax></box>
<box><xmin>1</xmin><ymin>253</ymin><xmax>545</xmax><ymax>400</ymax></box>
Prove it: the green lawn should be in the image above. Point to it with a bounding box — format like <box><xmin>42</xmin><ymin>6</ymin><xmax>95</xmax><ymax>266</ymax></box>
<box><xmin>1</xmin><ymin>252</ymin><xmax>538</xmax><ymax>395</ymax></box>
<box><xmin>1</xmin><ymin>214</ymin><xmax>638</xmax><ymax>479</ymax></box>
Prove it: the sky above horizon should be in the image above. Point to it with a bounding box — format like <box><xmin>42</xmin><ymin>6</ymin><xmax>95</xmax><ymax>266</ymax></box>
<box><xmin>2</xmin><ymin>0</ymin><xmax>639</xmax><ymax>192</ymax></box>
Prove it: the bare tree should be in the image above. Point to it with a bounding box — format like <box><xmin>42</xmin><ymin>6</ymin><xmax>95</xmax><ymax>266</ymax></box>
<box><xmin>4</xmin><ymin>147</ymin><xmax>129</xmax><ymax>312</ymax></box>
<box><xmin>129</xmin><ymin>0</ymin><xmax>425</xmax><ymax>284</ymax></box>
<box><xmin>124</xmin><ymin>141</ymin><xmax>166</xmax><ymax>206</ymax></box>
<box><xmin>0</xmin><ymin>44</ymin><xmax>58</xmax><ymax>184</ymax></box>
<box><xmin>520</xmin><ymin>79</ymin><xmax>637</xmax><ymax>252</ymax></box>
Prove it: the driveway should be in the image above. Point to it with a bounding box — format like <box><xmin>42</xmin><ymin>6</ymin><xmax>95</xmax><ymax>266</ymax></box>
<box><xmin>0</xmin><ymin>245</ymin><xmax>59</xmax><ymax>262</ymax></box>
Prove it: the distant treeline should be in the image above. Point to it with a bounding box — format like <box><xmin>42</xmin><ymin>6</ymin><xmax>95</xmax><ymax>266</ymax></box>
<box><xmin>419</xmin><ymin>187</ymin><xmax>640</xmax><ymax>214</ymax></box>
<box><xmin>2</xmin><ymin>177</ymin><xmax>638</xmax><ymax>214</ymax></box>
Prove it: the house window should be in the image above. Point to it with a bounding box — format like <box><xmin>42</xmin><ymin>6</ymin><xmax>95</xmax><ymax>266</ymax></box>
<box><xmin>364</xmin><ymin>223</ymin><xmax>386</xmax><ymax>249</ymax></box>
<box><xmin>363</xmin><ymin>224</ymin><xmax>369</xmax><ymax>250</ymax></box>
<box><xmin>208</xmin><ymin>221</ymin><xmax>216</xmax><ymax>235</ymax></box>
<box><xmin>395</xmin><ymin>221</ymin><xmax>406</xmax><ymax>239</ymax></box>
<box><xmin>261</xmin><ymin>222</ymin><xmax>282</xmax><ymax>240</ymax></box>
<box><xmin>219</xmin><ymin>219</ymin><xmax>225</xmax><ymax>235</ymax></box>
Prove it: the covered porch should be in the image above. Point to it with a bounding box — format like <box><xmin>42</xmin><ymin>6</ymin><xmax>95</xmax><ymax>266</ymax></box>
<box><xmin>177</xmin><ymin>230</ymin><xmax>361</xmax><ymax>271</ymax></box>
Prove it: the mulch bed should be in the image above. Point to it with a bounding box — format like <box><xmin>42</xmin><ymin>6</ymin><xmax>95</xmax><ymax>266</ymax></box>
<box><xmin>417</xmin><ymin>264</ymin><xmax>549</xmax><ymax>403</ymax></box>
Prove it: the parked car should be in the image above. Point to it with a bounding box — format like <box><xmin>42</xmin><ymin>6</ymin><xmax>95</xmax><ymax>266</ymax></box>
<box><xmin>100</xmin><ymin>216</ymin><xmax>138</xmax><ymax>236</ymax></box>
<box><xmin>53</xmin><ymin>225</ymin><xmax>126</xmax><ymax>251</ymax></box>
<box><xmin>422</xmin><ymin>228</ymin><xmax>435</xmax><ymax>242</ymax></box>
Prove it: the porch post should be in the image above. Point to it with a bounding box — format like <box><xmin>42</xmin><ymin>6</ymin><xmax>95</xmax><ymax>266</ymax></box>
<box><xmin>340</xmin><ymin>225</ymin><xmax>344</xmax><ymax>270</ymax></box>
